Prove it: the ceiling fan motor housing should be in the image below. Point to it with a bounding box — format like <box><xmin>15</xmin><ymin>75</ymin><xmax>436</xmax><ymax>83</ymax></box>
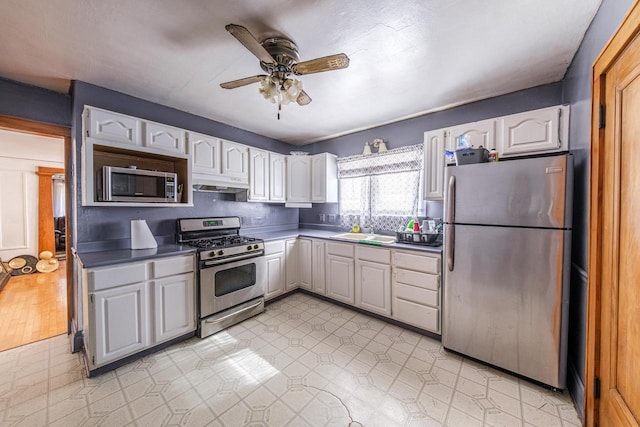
<box><xmin>259</xmin><ymin>37</ymin><xmax>300</xmax><ymax>74</ymax></box>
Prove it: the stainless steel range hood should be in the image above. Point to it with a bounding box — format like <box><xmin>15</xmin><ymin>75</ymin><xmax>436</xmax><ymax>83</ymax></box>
<box><xmin>192</xmin><ymin>183</ymin><xmax>248</xmax><ymax>194</ymax></box>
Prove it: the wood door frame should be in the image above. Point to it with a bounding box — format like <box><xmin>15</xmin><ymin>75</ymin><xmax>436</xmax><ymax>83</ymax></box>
<box><xmin>0</xmin><ymin>114</ymin><xmax>73</xmax><ymax>329</ymax></box>
<box><xmin>586</xmin><ymin>1</ymin><xmax>640</xmax><ymax>425</ymax></box>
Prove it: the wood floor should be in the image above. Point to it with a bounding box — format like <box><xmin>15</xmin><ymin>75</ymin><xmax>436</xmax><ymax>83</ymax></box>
<box><xmin>0</xmin><ymin>261</ymin><xmax>67</xmax><ymax>351</ymax></box>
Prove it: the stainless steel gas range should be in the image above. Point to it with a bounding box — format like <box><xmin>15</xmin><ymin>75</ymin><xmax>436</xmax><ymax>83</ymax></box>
<box><xmin>177</xmin><ymin>217</ymin><xmax>265</xmax><ymax>338</ymax></box>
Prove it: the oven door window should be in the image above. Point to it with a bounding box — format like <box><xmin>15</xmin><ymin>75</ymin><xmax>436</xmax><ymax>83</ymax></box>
<box><xmin>215</xmin><ymin>263</ymin><xmax>256</xmax><ymax>297</ymax></box>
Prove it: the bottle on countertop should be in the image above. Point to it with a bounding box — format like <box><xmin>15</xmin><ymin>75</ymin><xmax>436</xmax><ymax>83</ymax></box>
<box><xmin>488</xmin><ymin>149</ymin><xmax>499</xmax><ymax>162</ymax></box>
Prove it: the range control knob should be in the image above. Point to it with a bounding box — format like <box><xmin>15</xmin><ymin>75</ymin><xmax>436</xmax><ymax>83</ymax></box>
<box><xmin>217</xmin><ymin>250</ymin><xmax>224</xmax><ymax>256</ymax></box>
<box><xmin>247</xmin><ymin>245</ymin><xmax>253</xmax><ymax>251</ymax></box>
<box><xmin>209</xmin><ymin>251</ymin><xmax>216</xmax><ymax>258</ymax></box>
<box><xmin>253</xmin><ymin>244</ymin><xmax>259</xmax><ymax>250</ymax></box>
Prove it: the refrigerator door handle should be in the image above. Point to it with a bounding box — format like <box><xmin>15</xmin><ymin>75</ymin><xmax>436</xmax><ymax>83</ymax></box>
<box><xmin>446</xmin><ymin>175</ymin><xmax>455</xmax><ymax>223</ymax></box>
<box><xmin>446</xmin><ymin>224</ymin><xmax>454</xmax><ymax>271</ymax></box>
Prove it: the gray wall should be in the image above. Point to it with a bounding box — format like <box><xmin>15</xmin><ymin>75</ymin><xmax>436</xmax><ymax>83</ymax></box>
<box><xmin>71</xmin><ymin>81</ymin><xmax>300</xmax><ymax>249</ymax></box>
<box><xmin>561</xmin><ymin>0</ymin><xmax>634</xmax><ymax>417</ymax></box>
<box><xmin>0</xmin><ymin>77</ymin><xmax>71</xmax><ymax>127</ymax></box>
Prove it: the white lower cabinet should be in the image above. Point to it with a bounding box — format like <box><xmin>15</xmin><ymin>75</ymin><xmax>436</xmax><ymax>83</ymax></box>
<box><xmin>92</xmin><ymin>282</ymin><xmax>149</xmax><ymax>366</ymax></box>
<box><xmin>312</xmin><ymin>240</ymin><xmax>326</xmax><ymax>295</ymax></box>
<box><xmin>84</xmin><ymin>254</ymin><xmax>196</xmax><ymax>370</ymax></box>
<box><xmin>355</xmin><ymin>246</ymin><xmax>391</xmax><ymax>316</ymax></box>
<box><xmin>264</xmin><ymin>241</ymin><xmax>285</xmax><ymax>300</ymax></box>
<box><xmin>298</xmin><ymin>238</ymin><xmax>312</xmax><ymax>290</ymax></box>
<box><xmin>392</xmin><ymin>250</ymin><xmax>441</xmax><ymax>334</ymax></box>
<box><xmin>326</xmin><ymin>242</ymin><xmax>354</xmax><ymax>304</ymax></box>
<box><xmin>153</xmin><ymin>273</ymin><xmax>195</xmax><ymax>343</ymax></box>
<box><xmin>285</xmin><ymin>239</ymin><xmax>299</xmax><ymax>291</ymax></box>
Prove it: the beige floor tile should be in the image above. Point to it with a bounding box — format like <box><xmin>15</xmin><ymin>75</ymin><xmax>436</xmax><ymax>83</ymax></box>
<box><xmin>0</xmin><ymin>293</ymin><xmax>580</xmax><ymax>427</ymax></box>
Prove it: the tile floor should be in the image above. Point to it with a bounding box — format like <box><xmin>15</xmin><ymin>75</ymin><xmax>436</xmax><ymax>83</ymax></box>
<box><xmin>0</xmin><ymin>293</ymin><xmax>581</xmax><ymax>426</ymax></box>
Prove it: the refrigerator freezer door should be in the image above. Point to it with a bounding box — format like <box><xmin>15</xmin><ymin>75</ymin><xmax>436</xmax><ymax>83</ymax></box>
<box><xmin>444</xmin><ymin>154</ymin><xmax>572</xmax><ymax>228</ymax></box>
<box><xmin>442</xmin><ymin>224</ymin><xmax>570</xmax><ymax>388</ymax></box>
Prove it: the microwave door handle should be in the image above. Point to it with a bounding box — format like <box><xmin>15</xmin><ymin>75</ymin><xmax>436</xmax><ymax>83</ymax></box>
<box><xmin>103</xmin><ymin>167</ymin><xmax>112</xmax><ymax>201</ymax></box>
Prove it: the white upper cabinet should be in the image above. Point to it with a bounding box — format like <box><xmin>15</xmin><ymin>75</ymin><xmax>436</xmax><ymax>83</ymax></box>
<box><xmin>286</xmin><ymin>153</ymin><xmax>337</xmax><ymax>204</ymax></box>
<box><xmin>423</xmin><ymin>129</ymin><xmax>447</xmax><ymax>201</ymax></box>
<box><xmin>145</xmin><ymin>122</ymin><xmax>185</xmax><ymax>154</ymax></box>
<box><xmin>311</xmin><ymin>153</ymin><xmax>338</xmax><ymax>203</ymax></box>
<box><xmin>269</xmin><ymin>153</ymin><xmax>286</xmax><ymax>202</ymax></box>
<box><xmin>449</xmin><ymin>118</ymin><xmax>496</xmax><ymax>152</ymax></box>
<box><xmin>86</xmin><ymin>107</ymin><xmax>142</xmax><ymax>147</ymax></box>
<box><xmin>221</xmin><ymin>140</ymin><xmax>249</xmax><ymax>184</ymax></box>
<box><xmin>189</xmin><ymin>132</ymin><xmax>221</xmax><ymax>176</ymax></box>
<box><xmin>249</xmin><ymin>148</ymin><xmax>269</xmax><ymax>201</ymax></box>
<box><xmin>497</xmin><ymin>105</ymin><xmax>569</xmax><ymax>156</ymax></box>
<box><xmin>286</xmin><ymin>156</ymin><xmax>312</xmax><ymax>202</ymax></box>
<box><xmin>85</xmin><ymin>107</ymin><xmax>187</xmax><ymax>155</ymax></box>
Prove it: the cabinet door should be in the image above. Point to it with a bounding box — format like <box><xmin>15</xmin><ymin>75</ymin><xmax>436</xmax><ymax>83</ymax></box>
<box><xmin>298</xmin><ymin>238</ymin><xmax>312</xmax><ymax>290</ymax></box>
<box><xmin>145</xmin><ymin>122</ymin><xmax>185</xmax><ymax>154</ymax></box>
<box><xmin>285</xmin><ymin>239</ymin><xmax>299</xmax><ymax>291</ymax></box>
<box><xmin>86</xmin><ymin>108</ymin><xmax>142</xmax><ymax>146</ymax></box>
<box><xmin>449</xmin><ymin>119</ymin><xmax>496</xmax><ymax>151</ymax></box>
<box><xmin>286</xmin><ymin>156</ymin><xmax>311</xmax><ymax>202</ymax></box>
<box><xmin>221</xmin><ymin>140</ymin><xmax>249</xmax><ymax>183</ymax></box>
<box><xmin>312</xmin><ymin>240</ymin><xmax>326</xmax><ymax>295</ymax></box>
<box><xmin>249</xmin><ymin>148</ymin><xmax>269</xmax><ymax>201</ymax></box>
<box><xmin>153</xmin><ymin>273</ymin><xmax>195</xmax><ymax>343</ymax></box>
<box><xmin>326</xmin><ymin>254</ymin><xmax>354</xmax><ymax>304</ymax></box>
<box><xmin>355</xmin><ymin>260</ymin><xmax>390</xmax><ymax>316</ymax></box>
<box><xmin>311</xmin><ymin>153</ymin><xmax>338</xmax><ymax>203</ymax></box>
<box><xmin>265</xmin><ymin>252</ymin><xmax>285</xmax><ymax>300</ymax></box>
<box><xmin>424</xmin><ymin>129</ymin><xmax>446</xmax><ymax>201</ymax></box>
<box><xmin>269</xmin><ymin>153</ymin><xmax>286</xmax><ymax>202</ymax></box>
<box><xmin>498</xmin><ymin>106</ymin><xmax>566</xmax><ymax>156</ymax></box>
<box><xmin>92</xmin><ymin>282</ymin><xmax>149</xmax><ymax>366</ymax></box>
<box><xmin>189</xmin><ymin>132</ymin><xmax>221</xmax><ymax>175</ymax></box>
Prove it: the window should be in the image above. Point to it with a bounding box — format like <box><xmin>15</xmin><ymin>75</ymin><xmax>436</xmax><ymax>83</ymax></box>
<box><xmin>337</xmin><ymin>144</ymin><xmax>423</xmax><ymax>232</ymax></box>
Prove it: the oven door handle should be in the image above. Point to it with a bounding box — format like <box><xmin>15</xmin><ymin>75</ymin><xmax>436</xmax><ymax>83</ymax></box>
<box><xmin>202</xmin><ymin>251</ymin><xmax>264</xmax><ymax>267</ymax></box>
<box><xmin>205</xmin><ymin>299</ymin><xmax>263</xmax><ymax>324</ymax></box>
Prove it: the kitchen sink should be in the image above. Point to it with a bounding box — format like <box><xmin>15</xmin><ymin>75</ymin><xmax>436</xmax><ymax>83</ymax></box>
<box><xmin>332</xmin><ymin>232</ymin><xmax>396</xmax><ymax>244</ymax></box>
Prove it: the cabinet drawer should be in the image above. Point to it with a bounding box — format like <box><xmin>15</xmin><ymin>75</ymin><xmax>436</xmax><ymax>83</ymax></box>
<box><xmin>265</xmin><ymin>240</ymin><xmax>285</xmax><ymax>255</ymax></box>
<box><xmin>393</xmin><ymin>250</ymin><xmax>440</xmax><ymax>274</ymax></box>
<box><xmin>356</xmin><ymin>246</ymin><xmax>391</xmax><ymax>264</ymax></box>
<box><xmin>394</xmin><ymin>268</ymin><xmax>439</xmax><ymax>292</ymax></box>
<box><xmin>151</xmin><ymin>255</ymin><xmax>194</xmax><ymax>278</ymax></box>
<box><xmin>393</xmin><ymin>297</ymin><xmax>439</xmax><ymax>332</ymax></box>
<box><xmin>326</xmin><ymin>242</ymin><xmax>354</xmax><ymax>258</ymax></box>
<box><xmin>88</xmin><ymin>262</ymin><xmax>148</xmax><ymax>291</ymax></box>
<box><xmin>394</xmin><ymin>282</ymin><xmax>439</xmax><ymax>308</ymax></box>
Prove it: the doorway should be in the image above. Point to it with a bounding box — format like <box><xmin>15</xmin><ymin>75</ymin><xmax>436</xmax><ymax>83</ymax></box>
<box><xmin>586</xmin><ymin>1</ymin><xmax>640</xmax><ymax>426</ymax></box>
<box><xmin>0</xmin><ymin>117</ymin><xmax>72</xmax><ymax>351</ymax></box>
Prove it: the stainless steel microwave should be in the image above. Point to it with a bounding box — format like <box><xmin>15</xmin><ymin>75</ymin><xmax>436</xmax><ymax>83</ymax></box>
<box><xmin>99</xmin><ymin>166</ymin><xmax>177</xmax><ymax>203</ymax></box>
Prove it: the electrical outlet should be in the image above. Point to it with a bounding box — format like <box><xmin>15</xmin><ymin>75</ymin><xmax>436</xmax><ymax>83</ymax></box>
<box><xmin>319</xmin><ymin>214</ymin><xmax>326</xmax><ymax>223</ymax></box>
<box><xmin>327</xmin><ymin>214</ymin><xmax>336</xmax><ymax>223</ymax></box>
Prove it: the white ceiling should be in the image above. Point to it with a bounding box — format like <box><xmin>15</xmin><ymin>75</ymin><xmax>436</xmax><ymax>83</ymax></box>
<box><xmin>0</xmin><ymin>0</ymin><xmax>601</xmax><ymax>145</ymax></box>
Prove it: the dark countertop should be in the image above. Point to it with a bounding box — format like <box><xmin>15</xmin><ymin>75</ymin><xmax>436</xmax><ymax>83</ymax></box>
<box><xmin>77</xmin><ymin>244</ymin><xmax>196</xmax><ymax>269</ymax></box>
<box><xmin>254</xmin><ymin>228</ymin><xmax>443</xmax><ymax>254</ymax></box>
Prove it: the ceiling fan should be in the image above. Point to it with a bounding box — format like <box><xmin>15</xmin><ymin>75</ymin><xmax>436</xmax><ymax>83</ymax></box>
<box><xmin>220</xmin><ymin>24</ymin><xmax>350</xmax><ymax>118</ymax></box>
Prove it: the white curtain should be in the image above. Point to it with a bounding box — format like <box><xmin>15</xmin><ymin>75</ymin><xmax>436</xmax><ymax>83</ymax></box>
<box><xmin>52</xmin><ymin>178</ymin><xmax>65</xmax><ymax>217</ymax></box>
<box><xmin>338</xmin><ymin>144</ymin><xmax>423</xmax><ymax>232</ymax></box>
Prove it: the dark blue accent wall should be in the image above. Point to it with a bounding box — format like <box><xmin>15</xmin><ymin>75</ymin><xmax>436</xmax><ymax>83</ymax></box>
<box><xmin>307</xmin><ymin>83</ymin><xmax>563</xmax><ymax>157</ymax></box>
<box><xmin>71</xmin><ymin>81</ymin><xmax>300</xmax><ymax>247</ymax></box>
<box><xmin>0</xmin><ymin>78</ymin><xmax>71</xmax><ymax>126</ymax></box>
<box><xmin>561</xmin><ymin>0</ymin><xmax>634</xmax><ymax>417</ymax></box>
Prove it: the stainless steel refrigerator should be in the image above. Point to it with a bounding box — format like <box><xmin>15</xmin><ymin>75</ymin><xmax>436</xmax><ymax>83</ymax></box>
<box><xmin>442</xmin><ymin>153</ymin><xmax>573</xmax><ymax>389</ymax></box>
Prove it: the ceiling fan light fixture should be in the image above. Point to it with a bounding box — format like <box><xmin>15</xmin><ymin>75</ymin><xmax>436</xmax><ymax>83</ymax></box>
<box><xmin>259</xmin><ymin>76</ymin><xmax>279</xmax><ymax>103</ymax></box>
<box><xmin>280</xmin><ymin>78</ymin><xmax>303</xmax><ymax>105</ymax></box>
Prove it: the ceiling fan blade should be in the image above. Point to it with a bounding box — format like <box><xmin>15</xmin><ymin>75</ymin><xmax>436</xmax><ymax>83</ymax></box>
<box><xmin>220</xmin><ymin>75</ymin><xmax>267</xmax><ymax>89</ymax></box>
<box><xmin>296</xmin><ymin>90</ymin><xmax>312</xmax><ymax>106</ymax></box>
<box><xmin>292</xmin><ymin>53</ymin><xmax>350</xmax><ymax>75</ymax></box>
<box><xmin>225</xmin><ymin>24</ymin><xmax>275</xmax><ymax>65</ymax></box>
